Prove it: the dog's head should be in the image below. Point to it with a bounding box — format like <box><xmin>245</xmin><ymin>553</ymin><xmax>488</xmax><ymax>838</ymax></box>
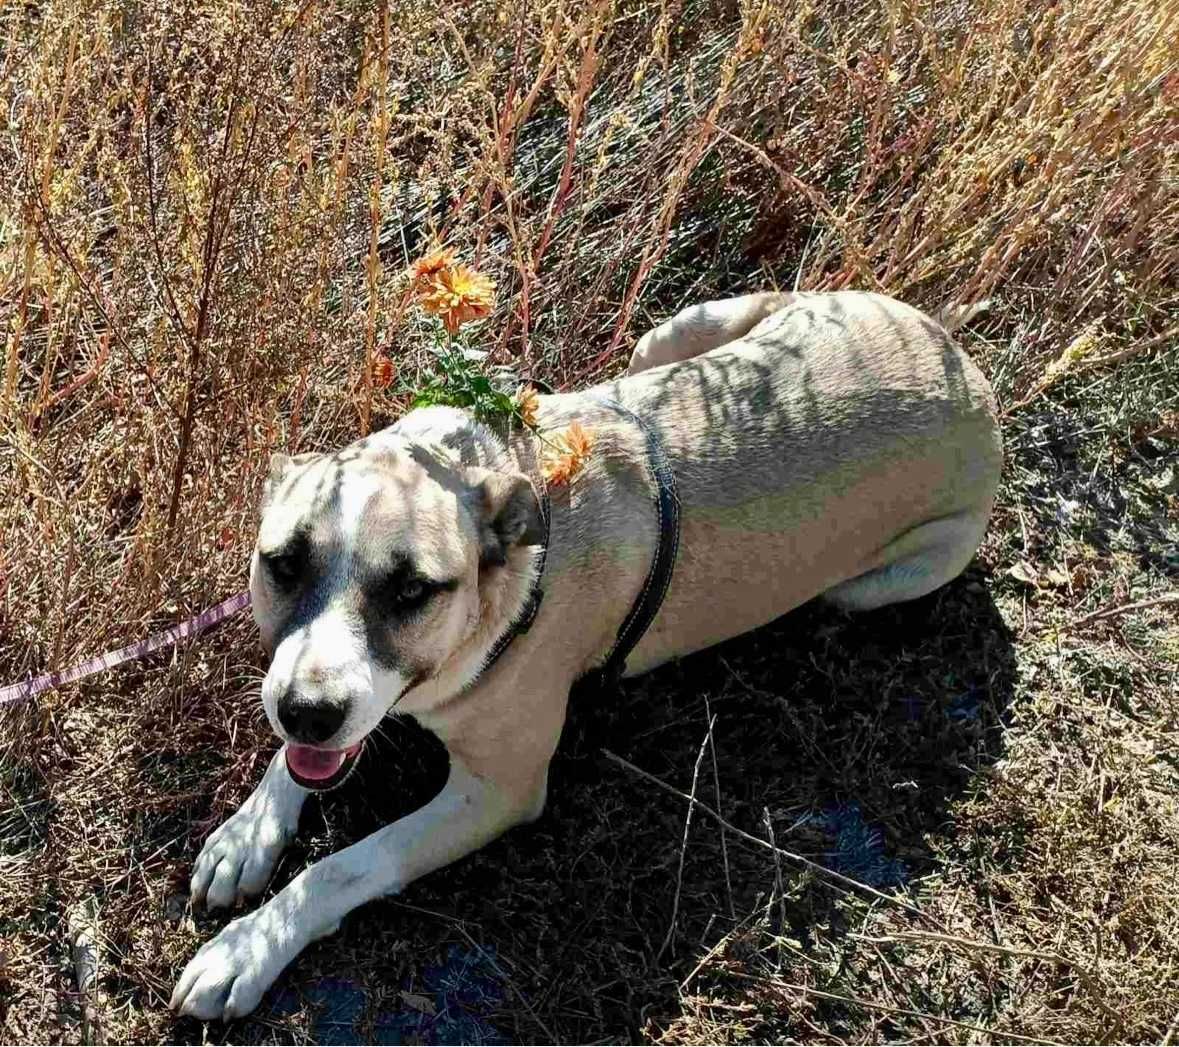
<box><xmin>251</xmin><ymin>416</ymin><xmax>543</xmax><ymax>789</ymax></box>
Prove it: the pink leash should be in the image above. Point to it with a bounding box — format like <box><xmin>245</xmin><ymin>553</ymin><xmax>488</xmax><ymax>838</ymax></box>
<box><xmin>0</xmin><ymin>591</ymin><xmax>251</xmax><ymax>707</ymax></box>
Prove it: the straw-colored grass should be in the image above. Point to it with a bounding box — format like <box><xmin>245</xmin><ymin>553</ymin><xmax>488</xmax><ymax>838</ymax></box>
<box><xmin>1</xmin><ymin>0</ymin><xmax>1176</xmax><ymax>1042</ymax></box>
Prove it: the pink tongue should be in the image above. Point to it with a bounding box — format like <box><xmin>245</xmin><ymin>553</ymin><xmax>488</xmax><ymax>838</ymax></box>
<box><xmin>286</xmin><ymin>744</ymin><xmax>347</xmax><ymax>781</ymax></box>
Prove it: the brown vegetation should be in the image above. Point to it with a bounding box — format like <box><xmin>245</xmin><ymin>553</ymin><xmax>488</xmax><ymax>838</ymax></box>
<box><xmin>1</xmin><ymin>0</ymin><xmax>1176</xmax><ymax>1041</ymax></box>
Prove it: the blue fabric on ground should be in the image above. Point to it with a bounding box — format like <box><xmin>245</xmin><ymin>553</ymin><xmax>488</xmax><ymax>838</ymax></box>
<box><xmin>268</xmin><ymin>944</ymin><xmax>505</xmax><ymax>1045</ymax></box>
<box><xmin>818</xmin><ymin>802</ymin><xmax>909</xmax><ymax>888</ymax></box>
<box><xmin>947</xmin><ymin>688</ymin><xmax>982</xmax><ymax>721</ymax></box>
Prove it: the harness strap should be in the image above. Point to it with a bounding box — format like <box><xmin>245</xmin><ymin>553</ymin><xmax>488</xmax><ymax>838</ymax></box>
<box><xmin>480</xmin><ymin>395</ymin><xmax>680</xmax><ymax>688</ymax></box>
<box><xmin>588</xmin><ymin>395</ymin><xmax>681</xmax><ymax>688</ymax></box>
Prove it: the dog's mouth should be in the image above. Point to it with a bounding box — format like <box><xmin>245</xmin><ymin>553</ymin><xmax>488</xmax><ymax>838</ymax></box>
<box><xmin>285</xmin><ymin>741</ymin><xmax>364</xmax><ymax>791</ymax></box>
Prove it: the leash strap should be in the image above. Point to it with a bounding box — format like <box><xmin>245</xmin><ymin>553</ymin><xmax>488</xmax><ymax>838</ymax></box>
<box><xmin>2</xmin><ymin>399</ymin><xmax>676</xmax><ymax>704</ymax></box>
<box><xmin>589</xmin><ymin>395</ymin><xmax>681</xmax><ymax>689</ymax></box>
<box><xmin>0</xmin><ymin>590</ymin><xmax>252</xmax><ymax>707</ymax></box>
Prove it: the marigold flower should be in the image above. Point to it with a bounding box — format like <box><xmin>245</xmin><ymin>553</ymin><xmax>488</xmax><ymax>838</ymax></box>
<box><xmin>541</xmin><ymin>421</ymin><xmax>595</xmax><ymax>486</ymax></box>
<box><xmin>419</xmin><ymin>264</ymin><xmax>495</xmax><ymax>333</ymax></box>
<box><xmin>407</xmin><ymin>246</ymin><xmax>456</xmax><ymax>289</ymax></box>
<box><xmin>515</xmin><ymin>385</ymin><xmax>540</xmax><ymax>429</ymax></box>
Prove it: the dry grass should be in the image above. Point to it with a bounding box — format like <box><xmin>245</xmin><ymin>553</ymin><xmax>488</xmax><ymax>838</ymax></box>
<box><xmin>2</xmin><ymin>0</ymin><xmax>1177</xmax><ymax>1042</ymax></box>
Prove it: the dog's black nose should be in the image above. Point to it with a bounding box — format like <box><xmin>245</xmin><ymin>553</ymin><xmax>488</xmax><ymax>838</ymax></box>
<box><xmin>277</xmin><ymin>689</ymin><xmax>347</xmax><ymax>745</ymax></box>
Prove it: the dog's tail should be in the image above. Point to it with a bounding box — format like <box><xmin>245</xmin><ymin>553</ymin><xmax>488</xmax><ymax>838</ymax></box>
<box><xmin>933</xmin><ymin>298</ymin><xmax>992</xmax><ymax>335</ymax></box>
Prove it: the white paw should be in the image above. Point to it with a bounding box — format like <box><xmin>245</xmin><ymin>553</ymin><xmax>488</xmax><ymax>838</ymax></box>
<box><xmin>170</xmin><ymin>908</ymin><xmax>297</xmax><ymax>1021</ymax></box>
<box><xmin>191</xmin><ymin>791</ymin><xmax>300</xmax><ymax>909</ymax></box>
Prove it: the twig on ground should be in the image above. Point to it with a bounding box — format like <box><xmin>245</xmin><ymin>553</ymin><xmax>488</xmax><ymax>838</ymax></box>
<box><xmin>1161</xmin><ymin>1006</ymin><xmax>1179</xmax><ymax>1046</ymax></box>
<box><xmin>1003</xmin><ymin>322</ymin><xmax>1179</xmax><ymax>417</ymax></box>
<box><xmin>68</xmin><ymin>899</ymin><xmax>106</xmax><ymax>1046</ymax></box>
<box><xmin>659</xmin><ymin>716</ymin><xmax>714</xmax><ymax>960</ymax></box>
<box><xmin>762</xmin><ymin>806</ymin><xmax>788</xmax><ymax>970</ymax></box>
<box><xmin>455</xmin><ymin>925</ymin><xmax>557</xmax><ymax>1044</ymax></box>
<box><xmin>1052</xmin><ymin>592</ymin><xmax>1178</xmax><ymax>635</ymax></box>
<box><xmin>603</xmin><ymin>748</ymin><xmax>943</xmax><ymax>929</ymax></box>
<box><xmin>679</xmin><ymin>901</ymin><xmax>766</xmax><ymax>991</ymax></box>
<box><xmin>855</xmin><ymin>930</ymin><xmax>1122</xmax><ymax>1028</ymax></box>
<box><xmin>704</xmin><ymin>695</ymin><xmax>735</xmax><ymax>920</ymax></box>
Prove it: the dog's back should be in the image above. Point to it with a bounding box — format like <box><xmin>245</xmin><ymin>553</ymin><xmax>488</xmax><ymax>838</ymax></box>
<box><xmin>600</xmin><ymin>291</ymin><xmax>1002</xmax><ymax>672</ymax></box>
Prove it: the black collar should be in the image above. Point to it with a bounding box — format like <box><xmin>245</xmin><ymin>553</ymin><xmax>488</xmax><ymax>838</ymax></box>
<box><xmin>479</xmin><ymin>395</ymin><xmax>680</xmax><ymax>690</ymax></box>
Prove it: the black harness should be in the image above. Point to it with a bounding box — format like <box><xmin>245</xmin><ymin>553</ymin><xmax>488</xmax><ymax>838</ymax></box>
<box><xmin>481</xmin><ymin>396</ymin><xmax>681</xmax><ymax>689</ymax></box>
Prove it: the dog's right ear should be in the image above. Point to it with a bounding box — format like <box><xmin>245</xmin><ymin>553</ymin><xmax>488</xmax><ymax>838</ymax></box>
<box><xmin>264</xmin><ymin>452</ymin><xmax>319</xmax><ymax>505</ymax></box>
<box><xmin>463</xmin><ymin>467</ymin><xmax>544</xmax><ymax>567</ymax></box>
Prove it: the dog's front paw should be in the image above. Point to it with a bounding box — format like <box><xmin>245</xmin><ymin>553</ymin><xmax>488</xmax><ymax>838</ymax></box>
<box><xmin>190</xmin><ymin>794</ymin><xmax>299</xmax><ymax>909</ymax></box>
<box><xmin>170</xmin><ymin>908</ymin><xmax>297</xmax><ymax>1021</ymax></box>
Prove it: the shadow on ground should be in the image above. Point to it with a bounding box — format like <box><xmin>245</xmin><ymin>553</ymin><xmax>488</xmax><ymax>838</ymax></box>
<box><xmin>174</xmin><ymin>569</ymin><xmax>1015</xmax><ymax>1045</ymax></box>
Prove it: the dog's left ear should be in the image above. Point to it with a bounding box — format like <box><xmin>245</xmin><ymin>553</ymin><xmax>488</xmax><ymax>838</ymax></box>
<box><xmin>264</xmin><ymin>451</ymin><xmax>320</xmax><ymax>505</ymax></box>
<box><xmin>464</xmin><ymin>468</ymin><xmax>544</xmax><ymax>567</ymax></box>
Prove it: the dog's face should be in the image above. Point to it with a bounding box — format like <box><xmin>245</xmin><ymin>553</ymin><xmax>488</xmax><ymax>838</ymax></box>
<box><xmin>250</xmin><ymin>430</ymin><xmax>541</xmax><ymax>788</ymax></box>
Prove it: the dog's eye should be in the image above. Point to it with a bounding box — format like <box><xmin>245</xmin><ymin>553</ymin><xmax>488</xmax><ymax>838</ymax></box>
<box><xmin>264</xmin><ymin>552</ymin><xmax>302</xmax><ymax>589</ymax></box>
<box><xmin>380</xmin><ymin>574</ymin><xmax>434</xmax><ymax>613</ymax></box>
<box><xmin>400</xmin><ymin>578</ymin><xmax>426</xmax><ymax>603</ymax></box>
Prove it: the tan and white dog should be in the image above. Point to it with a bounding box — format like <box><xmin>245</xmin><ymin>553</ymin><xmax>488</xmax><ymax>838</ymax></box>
<box><xmin>171</xmin><ymin>291</ymin><xmax>1002</xmax><ymax>1020</ymax></box>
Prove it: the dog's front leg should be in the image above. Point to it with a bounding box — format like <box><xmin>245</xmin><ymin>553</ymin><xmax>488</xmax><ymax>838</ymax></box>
<box><xmin>190</xmin><ymin>748</ymin><xmax>308</xmax><ymax>909</ymax></box>
<box><xmin>170</xmin><ymin>755</ymin><xmax>530</xmax><ymax>1021</ymax></box>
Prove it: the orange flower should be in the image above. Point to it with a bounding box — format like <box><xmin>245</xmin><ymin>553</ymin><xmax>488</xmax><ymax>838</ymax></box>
<box><xmin>418</xmin><ymin>264</ymin><xmax>496</xmax><ymax>333</ymax></box>
<box><xmin>515</xmin><ymin>385</ymin><xmax>540</xmax><ymax>428</ymax></box>
<box><xmin>373</xmin><ymin>355</ymin><xmax>395</xmax><ymax>388</ymax></box>
<box><xmin>407</xmin><ymin>246</ymin><xmax>456</xmax><ymax>289</ymax></box>
<box><xmin>541</xmin><ymin>421</ymin><xmax>595</xmax><ymax>486</ymax></box>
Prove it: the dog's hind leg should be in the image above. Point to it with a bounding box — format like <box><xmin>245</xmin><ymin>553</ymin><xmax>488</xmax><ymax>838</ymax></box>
<box><xmin>628</xmin><ymin>291</ymin><xmax>795</xmax><ymax>374</ymax></box>
<box><xmin>823</xmin><ymin>511</ymin><xmax>991</xmax><ymax>612</ymax></box>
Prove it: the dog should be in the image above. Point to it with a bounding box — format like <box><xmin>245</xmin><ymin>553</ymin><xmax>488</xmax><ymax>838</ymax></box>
<box><xmin>171</xmin><ymin>290</ymin><xmax>1002</xmax><ymax>1020</ymax></box>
